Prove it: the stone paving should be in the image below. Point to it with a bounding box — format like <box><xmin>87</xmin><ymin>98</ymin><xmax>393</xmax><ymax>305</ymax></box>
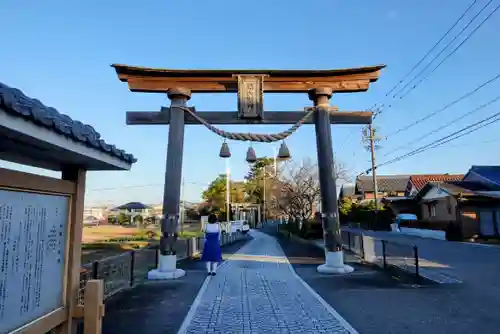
<box><xmin>179</xmin><ymin>230</ymin><xmax>356</xmax><ymax>334</ymax></box>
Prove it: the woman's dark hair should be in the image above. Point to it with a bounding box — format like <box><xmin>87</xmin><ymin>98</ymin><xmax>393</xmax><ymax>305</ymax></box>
<box><xmin>208</xmin><ymin>213</ymin><xmax>217</xmax><ymax>224</ymax></box>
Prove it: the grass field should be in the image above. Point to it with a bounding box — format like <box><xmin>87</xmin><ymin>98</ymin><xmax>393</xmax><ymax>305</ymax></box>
<box><xmin>81</xmin><ymin>224</ymin><xmax>203</xmax><ymax>264</ymax></box>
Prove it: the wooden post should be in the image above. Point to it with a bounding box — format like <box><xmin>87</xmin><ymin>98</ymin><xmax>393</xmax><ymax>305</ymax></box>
<box><xmin>61</xmin><ymin>168</ymin><xmax>86</xmax><ymax>334</ymax></box>
<box><xmin>161</xmin><ymin>88</ymin><xmax>191</xmax><ymax>257</ymax></box>
<box><xmin>309</xmin><ymin>88</ymin><xmax>341</xmax><ymax>252</ymax></box>
<box><xmin>147</xmin><ymin>88</ymin><xmax>190</xmax><ymax>280</ymax></box>
<box><xmin>309</xmin><ymin>88</ymin><xmax>353</xmax><ymax>274</ymax></box>
<box><xmin>83</xmin><ymin>280</ymin><xmax>105</xmax><ymax>334</ymax></box>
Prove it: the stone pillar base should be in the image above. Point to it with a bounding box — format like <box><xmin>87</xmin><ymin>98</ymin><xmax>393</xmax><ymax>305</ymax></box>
<box><xmin>147</xmin><ymin>254</ymin><xmax>185</xmax><ymax>280</ymax></box>
<box><xmin>317</xmin><ymin>250</ymin><xmax>354</xmax><ymax>274</ymax></box>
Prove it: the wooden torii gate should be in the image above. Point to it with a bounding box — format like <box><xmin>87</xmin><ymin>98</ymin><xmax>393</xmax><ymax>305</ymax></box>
<box><xmin>112</xmin><ymin>64</ymin><xmax>385</xmax><ymax>277</ymax></box>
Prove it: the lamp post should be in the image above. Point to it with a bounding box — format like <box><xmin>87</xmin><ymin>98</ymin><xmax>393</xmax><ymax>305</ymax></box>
<box><xmin>262</xmin><ymin>146</ymin><xmax>279</xmax><ymax>227</ymax></box>
<box><xmin>226</xmin><ymin>158</ymin><xmax>231</xmax><ymax>222</ymax></box>
<box><xmin>180</xmin><ymin>177</ymin><xmax>185</xmax><ymax>234</ymax></box>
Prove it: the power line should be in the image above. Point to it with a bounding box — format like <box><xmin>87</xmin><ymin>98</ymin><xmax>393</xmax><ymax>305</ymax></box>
<box><xmin>373</xmin><ymin>109</ymin><xmax>500</xmax><ymax>170</ymax></box>
<box><xmin>383</xmin><ymin>93</ymin><xmax>500</xmax><ymax>157</ymax></box>
<box><xmin>385</xmin><ymin>0</ymin><xmax>479</xmax><ymax>98</ymax></box>
<box><xmin>397</xmin><ymin>1</ymin><xmax>500</xmax><ymax>99</ymax></box>
<box><xmin>392</xmin><ymin>0</ymin><xmax>495</xmax><ymax>99</ymax></box>
<box><xmin>86</xmin><ymin>180</ymin><xmax>209</xmax><ymax>192</ymax></box>
<box><xmin>385</xmin><ymin>71</ymin><xmax>500</xmax><ymax>139</ymax></box>
<box><xmin>366</xmin><ymin>0</ymin><xmax>480</xmax><ymax>115</ymax></box>
<box><xmin>438</xmin><ymin>138</ymin><xmax>499</xmax><ymax>148</ymax></box>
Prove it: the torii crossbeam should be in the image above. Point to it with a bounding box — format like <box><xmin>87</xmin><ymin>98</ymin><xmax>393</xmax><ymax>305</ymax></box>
<box><xmin>113</xmin><ymin>63</ymin><xmax>385</xmax><ymax>278</ymax></box>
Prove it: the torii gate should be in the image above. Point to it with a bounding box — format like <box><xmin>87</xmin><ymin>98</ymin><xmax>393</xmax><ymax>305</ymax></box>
<box><xmin>112</xmin><ymin>64</ymin><xmax>385</xmax><ymax>278</ymax></box>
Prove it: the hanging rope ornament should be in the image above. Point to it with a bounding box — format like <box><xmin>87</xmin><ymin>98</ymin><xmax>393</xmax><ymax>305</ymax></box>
<box><xmin>246</xmin><ymin>146</ymin><xmax>257</xmax><ymax>163</ymax></box>
<box><xmin>177</xmin><ymin>105</ymin><xmax>315</xmax><ymax>143</ymax></box>
<box><xmin>277</xmin><ymin>141</ymin><xmax>291</xmax><ymax>160</ymax></box>
<box><xmin>219</xmin><ymin>140</ymin><xmax>231</xmax><ymax>158</ymax></box>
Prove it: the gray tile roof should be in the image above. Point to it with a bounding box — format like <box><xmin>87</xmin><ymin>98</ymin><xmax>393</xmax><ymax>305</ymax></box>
<box><xmin>356</xmin><ymin>175</ymin><xmax>410</xmax><ymax>193</ymax></box>
<box><xmin>0</xmin><ymin>82</ymin><xmax>136</xmax><ymax>164</ymax></box>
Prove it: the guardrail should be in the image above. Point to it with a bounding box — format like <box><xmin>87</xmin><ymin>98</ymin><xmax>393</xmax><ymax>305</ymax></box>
<box><xmin>75</xmin><ymin>231</ymin><xmax>246</xmax><ymax>333</ymax></box>
<box><xmin>341</xmin><ymin>230</ymin><xmax>421</xmax><ymax>282</ymax></box>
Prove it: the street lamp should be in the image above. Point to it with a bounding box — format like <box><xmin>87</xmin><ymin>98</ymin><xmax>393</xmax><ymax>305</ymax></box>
<box><xmin>263</xmin><ymin>146</ymin><xmax>280</xmax><ymax>226</ymax></box>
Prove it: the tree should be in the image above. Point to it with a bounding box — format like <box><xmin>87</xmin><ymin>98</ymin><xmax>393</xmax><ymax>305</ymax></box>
<box><xmin>334</xmin><ymin>158</ymin><xmax>351</xmax><ymax>183</ymax></box>
<box><xmin>243</xmin><ymin>157</ymin><xmax>282</xmax><ymax>219</ymax></box>
<box><xmin>272</xmin><ymin>158</ymin><xmax>320</xmax><ymax>221</ymax></box>
<box><xmin>272</xmin><ymin>157</ymin><xmax>350</xmax><ymax>221</ymax></box>
<box><xmin>244</xmin><ymin>157</ymin><xmax>275</xmax><ymax>203</ymax></box>
<box><xmin>201</xmin><ymin>174</ymin><xmax>246</xmax><ymax>217</ymax></box>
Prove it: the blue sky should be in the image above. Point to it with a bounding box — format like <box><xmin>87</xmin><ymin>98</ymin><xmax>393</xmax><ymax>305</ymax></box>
<box><xmin>1</xmin><ymin>0</ymin><xmax>499</xmax><ymax>206</ymax></box>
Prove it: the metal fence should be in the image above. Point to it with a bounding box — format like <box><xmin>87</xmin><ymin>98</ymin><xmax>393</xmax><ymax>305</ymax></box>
<box><xmin>74</xmin><ymin>231</ymin><xmax>246</xmax><ymax>334</ymax></box>
<box><xmin>78</xmin><ymin>231</ymin><xmax>245</xmax><ymax>304</ymax></box>
<box><xmin>341</xmin><ymin>230</ymin><xmax>420</xmax><ymax>282</ymax></box>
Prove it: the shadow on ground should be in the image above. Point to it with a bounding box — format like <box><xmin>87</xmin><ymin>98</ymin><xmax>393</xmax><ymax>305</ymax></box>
<box><xmin>102</xmin><ymin>236</ymin><xmax>252</xmax><ymax>334</ymax></box>
<box><xmin>263</xmin><ymin>227</ymin><xmax>500</xmax><ymax>334</ymax></box>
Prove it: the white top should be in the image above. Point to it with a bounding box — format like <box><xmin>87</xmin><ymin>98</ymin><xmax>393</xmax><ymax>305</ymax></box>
<box><xmin>205</xmin><ymin>223</ymin><xmax>221</xmax><ymax>233</ymax></box>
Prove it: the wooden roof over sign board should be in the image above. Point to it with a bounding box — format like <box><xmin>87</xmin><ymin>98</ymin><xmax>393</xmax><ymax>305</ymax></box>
<box><xmin>111</xmin><ymin>64</ymin><xmax>386</xmax><ymax>93</ymax></box>
<box><xmin>0</xmin><ymin>82</ymin><xmax>137</xmax><ymax>171</ymax></box>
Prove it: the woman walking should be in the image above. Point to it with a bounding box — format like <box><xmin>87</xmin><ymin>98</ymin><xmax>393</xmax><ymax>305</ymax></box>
<box><xmin>201</xmin><ymin>213</ymin><xmax>222</xmax><ymax>276</ymax></box>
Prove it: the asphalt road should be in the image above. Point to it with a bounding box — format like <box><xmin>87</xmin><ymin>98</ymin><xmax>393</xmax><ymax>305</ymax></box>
<box><xmin>350</xmin><ymin>228</ymin><xmax>500</xmax><ymax>289</ymax></box>
<box><xmin>265</xmin><ymin>226</ymin><xmax>500</xmax><ymax>334</ymax></box>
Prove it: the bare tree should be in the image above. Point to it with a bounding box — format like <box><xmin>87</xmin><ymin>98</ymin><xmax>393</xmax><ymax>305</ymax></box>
<box><xmin>271</xmin><ymin>157</ymin><xmax>350</xmax><ymax>221</ymax></box>
<box><xmin>271</xmin><ymin>159</ymin><xmax>319</xmax><ymax>221</ymax></box>
<box><xmin>334</xmin><ymin>158</ymin><xmax>350</xmax><ymax>183</ymax></box>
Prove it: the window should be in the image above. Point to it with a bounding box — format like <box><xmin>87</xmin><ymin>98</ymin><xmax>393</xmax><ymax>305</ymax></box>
<box><xmin>446</xmin><ymin>197</ymin><xmax>452</xmax><ymax>215</ymax></box>
<box><xmin>431</xmin><ymin>204</ymin><xmax>437</xmax><ymax>217</ymax></box>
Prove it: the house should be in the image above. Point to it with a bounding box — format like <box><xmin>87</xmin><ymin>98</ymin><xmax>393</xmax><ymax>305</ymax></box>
<box><xmin>463</xmin><ymin>166</ymin><xmax>500</xmax><ymax>188</ymax></box>
<box><xmin>354</xmin><ymin>175</ymin><xmax>410</xmax><ymax>201</ymax></box>
<box><xmin>384</xmin><ymin>174</ymin><xmax>464</xmax><ymax>216</ymax></box>
<box><xmin>112</xmin><ymin>202</ymin><xmax>152</xmax><ymax>213</ymax></box>
<box><xmin>405</xmin><ymin>174</ymin><xmax>464</xmax><ymax>197</ymax></box>
<box><xmin>83</xmin><ymin>205</ymin><xmax>111</xmax><ymax>225</ymax></box>
<box><xmin>415</xmin><ymin>168</ymin><xmax>500</xmax><ymax>239</ymax></box>
<box><xmin>110</xmin><ymin>202</ymin><xmax>153</xmax><ymax>225</ymax></box>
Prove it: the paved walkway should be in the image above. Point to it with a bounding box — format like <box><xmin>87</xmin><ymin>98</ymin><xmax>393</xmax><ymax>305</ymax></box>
<box><xmin>178</xmin><ymin>231</ymin><xmax>356</xmax><ymax>334</ymax></box>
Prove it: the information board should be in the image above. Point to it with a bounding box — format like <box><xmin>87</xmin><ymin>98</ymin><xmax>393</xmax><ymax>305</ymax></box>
<box><xmin>0</xmin><ymin>189</ymin><xmax>69</xmax><ymax>333</ymax></box>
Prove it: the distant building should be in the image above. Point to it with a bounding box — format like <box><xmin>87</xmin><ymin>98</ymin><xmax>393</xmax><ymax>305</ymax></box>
<box><xmin>339</xmin><ymin>175</ymin><xmax>409</xmax><ymax>203</ymax></box>
<box><xmin>404</xmin><ymin>174</ymin><xmax>464</xmax><ymax>197</ymax></box>
<box><xmin>111</xmin><ymin>202</ymin><xmax>152</xmax><ymax>213</ymax></box>
<box><xmin>83</xmin><ymin>205</ymin><xmax>110</xmax><ymax>224</ymax></box>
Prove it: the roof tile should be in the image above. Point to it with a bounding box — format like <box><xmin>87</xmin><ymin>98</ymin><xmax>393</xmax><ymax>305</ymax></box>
<box><xmin>356</xmin><ymin>175</ymin><xmax>410</xmax><ymax>193</ymax></box>
<box><xmin>409</xmin><ymin>174</ymin><xmax>464</xmax><ymax>192</ymax></box>
<box><xmin>0</xmin><ymin>82</ymin><xmax>137</xmax><ymax>164</ymax></box>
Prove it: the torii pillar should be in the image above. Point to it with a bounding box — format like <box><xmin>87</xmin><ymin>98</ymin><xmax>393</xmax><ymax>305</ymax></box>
<box><xmin>310</xmin><ymin>87</ymin><xmax>353</xmax><ymax>274</ymax></box>
<box><xmin>148</xmin><ymin>88</ymin><xmax>191</xmax><ymax>280</ymax></box>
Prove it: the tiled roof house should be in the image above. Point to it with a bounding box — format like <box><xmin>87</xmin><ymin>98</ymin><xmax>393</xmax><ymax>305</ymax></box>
<box><xmin>463</xmin><ymin>166</ymin><xmax>500</xmax><ymax>189</ymax></box>
<box><xmin>405</xmin><ymin>174</ymin><xmax>464</xmax><ymax>197</ymax></box>
<box><xmin>355</xmin><ymin>175</ymin><xmax>410</xmax><ymax>200</ymax></box>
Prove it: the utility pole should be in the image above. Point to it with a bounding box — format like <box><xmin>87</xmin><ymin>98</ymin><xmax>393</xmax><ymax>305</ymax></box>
<box><xmin>363</xmin><ymin>124</ymin><xmax>382</xmax><ymax>223</ymax></box>
<box><xmin>369</xmin><ymin>124</ymin><xmax>379</xmax><ymax>212</ymax></box>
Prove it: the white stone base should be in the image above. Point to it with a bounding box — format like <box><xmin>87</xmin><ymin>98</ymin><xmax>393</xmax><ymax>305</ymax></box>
<box><xmin>147</xmin><ymin>254</ymin><xmax>186</xmax><ymax>280</ymax></box>
<box><xmin>317</xmin><ymin>250</ymin><xmax>354</xmax><ymax>274</ymax></box>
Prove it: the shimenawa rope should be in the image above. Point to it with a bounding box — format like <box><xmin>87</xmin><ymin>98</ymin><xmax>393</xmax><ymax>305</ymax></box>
<box><xmin>176</xmin><ymin>106</ymin><xmax>316</xmax><ymax>143</ymax></box>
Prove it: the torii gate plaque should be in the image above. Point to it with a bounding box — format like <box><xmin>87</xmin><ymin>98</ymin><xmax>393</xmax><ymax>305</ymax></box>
<box><xmin>113</xmin><ymin>64</ymin><xmax>385</xmax><ymax>278</ymax></box>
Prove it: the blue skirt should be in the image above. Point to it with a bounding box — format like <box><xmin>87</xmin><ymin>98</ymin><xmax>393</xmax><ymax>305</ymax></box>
<box><xmin>201</xmin><ymin>232</ymin><xmax>222</xmax><ymax>262</ymax></box>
